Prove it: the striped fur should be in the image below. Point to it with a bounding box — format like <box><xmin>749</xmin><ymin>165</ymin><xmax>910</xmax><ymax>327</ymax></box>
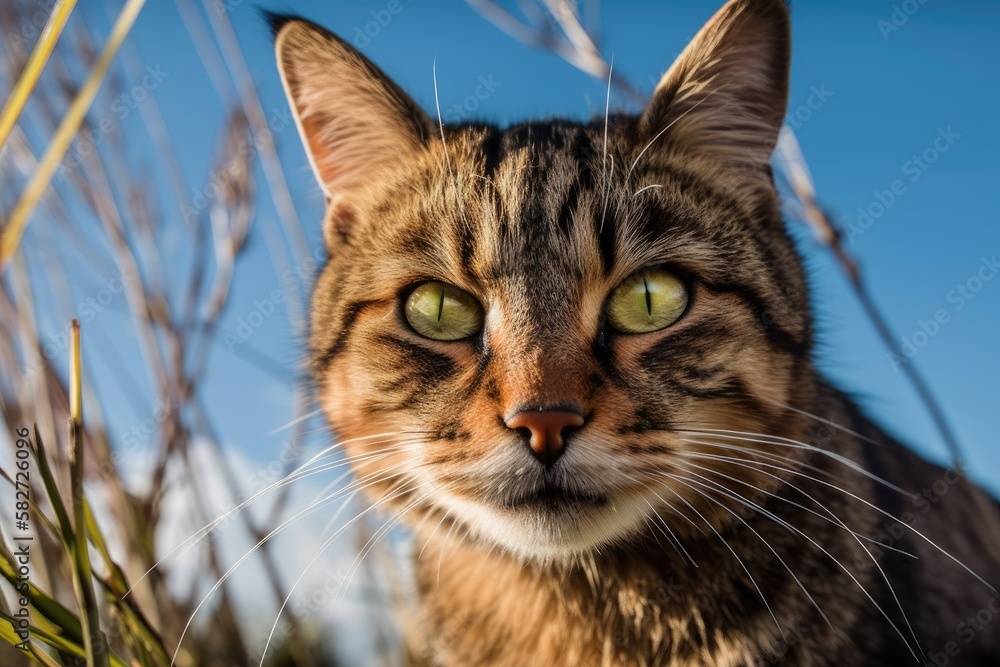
<box><xmin>273</xmin><ymin>1</ymin><xmax>1000</xmax><ymax>664</ymax></box>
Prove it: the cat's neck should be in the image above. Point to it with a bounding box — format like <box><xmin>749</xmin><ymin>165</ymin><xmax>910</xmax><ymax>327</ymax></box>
<box><xmin>412</xmin><ymin>519</ymin><xmax>791</xmax><ymax>665</ymax></box>
<box><xmin>413</xmin><ymin>528</ymin><xmax>682</xmax><ymax>664</ymax></box>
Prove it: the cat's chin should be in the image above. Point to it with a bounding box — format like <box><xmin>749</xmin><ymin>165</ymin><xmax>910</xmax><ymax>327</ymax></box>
<box><xmin>436</xmin><ymin>490</ymin><xmax>653</xmax><ymax>562</ymax></box>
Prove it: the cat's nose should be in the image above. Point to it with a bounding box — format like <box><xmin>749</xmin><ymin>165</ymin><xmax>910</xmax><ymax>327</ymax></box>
<box><xmin>505</xmin><ymin>407</ymin><xmax>585</xmax><ymax>466</ymax></box>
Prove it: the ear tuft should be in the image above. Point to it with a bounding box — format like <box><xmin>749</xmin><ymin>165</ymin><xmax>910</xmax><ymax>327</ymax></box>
<box><xmin>262</xmin><ymin>11</ymin><xmax>303</xmax><ymax>39</ymax></box>
<box><xmin>640</xmin><ymin>0</ymin><xmax>791</xmax><ymax>174</ymax></box>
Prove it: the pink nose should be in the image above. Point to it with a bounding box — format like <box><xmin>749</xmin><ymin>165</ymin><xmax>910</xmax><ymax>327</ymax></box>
<box><xmin>505</xmin><ymin>409</ymin><xmax>585</xmax><ymax>466</ymax></box>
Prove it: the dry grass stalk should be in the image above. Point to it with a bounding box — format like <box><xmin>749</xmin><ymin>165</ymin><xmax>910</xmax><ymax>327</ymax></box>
<box><xmin>464</xmin><ymin>0</ymin><xmax>643</xmax><ymax>102</ymax></box>
<box><xmin>0</xmin><ymin>0</ymin><xmax>77</xmax><ymax>153</ymax></box>
<box><xmin>0</xmin><ymin>1</ymin><xmax>349</xmax><ymax>663</ymax></box>
<box><xmin>0</xmin><ymin>0</ymin><xmax>146</xmax><ymax>271</ymax></box>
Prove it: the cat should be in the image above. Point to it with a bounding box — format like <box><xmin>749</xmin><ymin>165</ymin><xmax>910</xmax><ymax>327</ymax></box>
<box><xmin>269</xmin><ymin>0</ymin><xmax>1000</xmax><ymax>664</ymax></box>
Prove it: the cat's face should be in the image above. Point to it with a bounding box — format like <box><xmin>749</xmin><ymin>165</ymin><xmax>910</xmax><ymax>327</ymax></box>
<box><xmin>275</xmin><ymin>0</ymin><xmax>814</xmax><ymax>561</ymax></box>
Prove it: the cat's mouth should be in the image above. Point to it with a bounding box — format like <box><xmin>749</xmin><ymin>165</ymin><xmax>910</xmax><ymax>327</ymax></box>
<box><xmin>443</xmin><ymin>475</ymin><xmax>648</xmax><ymax>558</ymax></box>
<box><xmin>501</xmin><ymin>482</ymin><xmax>608</xmax><ymax>512</ymax></box>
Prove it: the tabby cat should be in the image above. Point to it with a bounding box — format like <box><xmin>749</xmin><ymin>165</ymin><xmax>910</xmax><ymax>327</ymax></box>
<box><xmin>270</xmin><ymin>1</ymin><xmax>1000</xmax><ymax>664</ymax></box>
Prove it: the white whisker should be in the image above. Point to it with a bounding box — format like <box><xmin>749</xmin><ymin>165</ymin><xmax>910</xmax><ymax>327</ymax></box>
<box><xmin>617</xmin><ymin>468</ymin><xmax>700</xmax><ymax>565</ymax></box>
<box><xmin>170</xmin><ymin>460</ymin><xmax>426</xmax><ymax>666</ymax></box>
<box><xmin>262</xmin><ymin>408</ymin><xmax>323</xmax><ymax>436</ymax></box>
<box><xmin>678</xmin><ymin>451</ymin><xmax>914</xmax><ymax>558</ymax></box>
<box><xmin>656</xmin><ymin>477</ymin><xmax>785</xmax><ymax>640</ymax></box>
<box><xmin>670</xmin><ymin>469</ymin><xmax>833</xmax><ymax>632</ymax></box>
<box><xmin>258</xmin><ymin>478</ymin><xmax>443</xmax><ymax>666</ymax></box>
<box><xmin>433</xmin><ymin>58</ymin><xmax>452</xmax><ymax>177</ymax></box>
<box><xmin>126</xmin><ymin>435</ymin><xmax>419</xmax><ymax>597</ymax></box>
<box><xmin>680</xmin><ymin>440</ymin><xmax>998</xmax><ymax>596</ymax></box>
<box><xmin>761</xmin><ymin>400</ymin><xmax>885</xmax><ymax>448</ymax></box>
<box><xmin>417</xmin><ymin>511</ymin><xmax>451</xmax><ymax>563</ymax></box>
<box><xmin>665</xmin><ymin>467</ymin><xmax>921</xmax><ymax>660</ymax></box>
<box><xmin>679</xmin><ymin>429</ymin><xmax>911</xmax><ymax>495</ymax></box>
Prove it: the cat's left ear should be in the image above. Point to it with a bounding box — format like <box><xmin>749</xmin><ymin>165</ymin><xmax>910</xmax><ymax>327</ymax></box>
<box><xmin>640</xmin><ymin>0</ymin><xmax>790</xmax><ymax>174</ymax></box>
<box><xmin>271</xmin><ymin>15</ymin><xmax>433</xmax><ymax>241</ymax></box>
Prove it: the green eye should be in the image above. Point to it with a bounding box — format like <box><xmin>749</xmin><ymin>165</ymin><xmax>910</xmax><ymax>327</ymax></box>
<box><xmin>606</xmin><ymin>269</ymin><xmax>688</xmax><ymax>334</ymax></box>
<box><xmin>405</xmin><ymin>281</ymin><xmax>484</xmax><ymax>341</ymax></box>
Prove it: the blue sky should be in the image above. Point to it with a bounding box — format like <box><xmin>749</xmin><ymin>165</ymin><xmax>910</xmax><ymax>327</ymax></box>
<box><xmin>60</xmin><ymin>0</ymin><xmax>998</xmax><ymax>494</ymax></box>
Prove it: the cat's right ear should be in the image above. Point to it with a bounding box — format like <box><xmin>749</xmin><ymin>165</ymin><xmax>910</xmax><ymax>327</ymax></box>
<box><xmin>271</xmin><ymin>15</ymin><xmax>433</xmax><ymax>242</ymax></box>
<box><xmin>639</xmin><ymin>0</ymin><xmax>790</xmax><ymax>179</ymax></box>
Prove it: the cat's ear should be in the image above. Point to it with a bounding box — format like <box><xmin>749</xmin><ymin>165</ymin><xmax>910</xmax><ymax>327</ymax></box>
<box><xmin>271</xmin><ymin>15</ymin><xmax>433</xmax><ymax>230</ymax></box>
<box><xmin>640</xmin><ymin>0</ymin><xmax>790</xmax><ymax>173</ymax></box>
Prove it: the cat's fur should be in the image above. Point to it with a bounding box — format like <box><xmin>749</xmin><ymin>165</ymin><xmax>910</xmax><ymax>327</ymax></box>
<box><xmin>271</xmin><ymin>1</ymin><xmax>1000</xmax><ymax>664</ymax></box>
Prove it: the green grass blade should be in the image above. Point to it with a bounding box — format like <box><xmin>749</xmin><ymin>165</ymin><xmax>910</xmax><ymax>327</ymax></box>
<box><xmin>0</xmin><ymin>618</ymin><xmax>62</xmax><ymax>667</ymax></box>
<box><xmin>0</xmin><ymin>548</ymin><xmax>83</xmax><ymax>643</ymax></box>
<box><xmin>68</xmin><ymin>321</ymin><xmax>109</xmax><ymax>667</ymax></box>
<box><xmin>86</xmin><ymin>504</ymin><xmax>171</xmax><ymax>666</ymax></box>
<box><xmin>29</xmin><ymin>428</ymin><xmax>75</xmax><ymax>555</ymax></box>
<box><xmin>0</xmin><ymin>609</ymin><xmax>129</xmax><ymax>667</ymax></box>
<box><xmin>0</xmin><ymin>467</ymin><xmax>61</xmax><ymax>539</ymax></box>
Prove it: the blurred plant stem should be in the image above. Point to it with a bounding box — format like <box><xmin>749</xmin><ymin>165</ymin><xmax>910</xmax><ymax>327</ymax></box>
<box><xmin>0</xmin><ymin>0</ymin><xmax>77</xmax><ymax>154</ymax></box>
<box><xmin>0</xmin><ymin>0</ymin><xmax>146</xmax><ymax>271</ymax></box>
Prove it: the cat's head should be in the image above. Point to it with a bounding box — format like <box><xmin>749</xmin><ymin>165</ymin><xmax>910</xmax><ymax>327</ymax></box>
<box><xmin>274</xmin><ymin>0</ymin><xmax>814</xmax><ymax>561</ymax></box>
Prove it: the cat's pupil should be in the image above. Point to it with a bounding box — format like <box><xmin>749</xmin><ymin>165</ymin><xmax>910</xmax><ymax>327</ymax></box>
<box><xmin>643</xmin><ymin>275</ymin><xmax>652</xmax><ymax>317</ymax></box>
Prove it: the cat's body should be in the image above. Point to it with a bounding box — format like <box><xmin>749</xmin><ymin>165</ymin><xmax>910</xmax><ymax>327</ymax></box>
<box><xmin>270</xmin><ymin>1</ymin><xmax>1000</xmax><ymax>664</ymax></box>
